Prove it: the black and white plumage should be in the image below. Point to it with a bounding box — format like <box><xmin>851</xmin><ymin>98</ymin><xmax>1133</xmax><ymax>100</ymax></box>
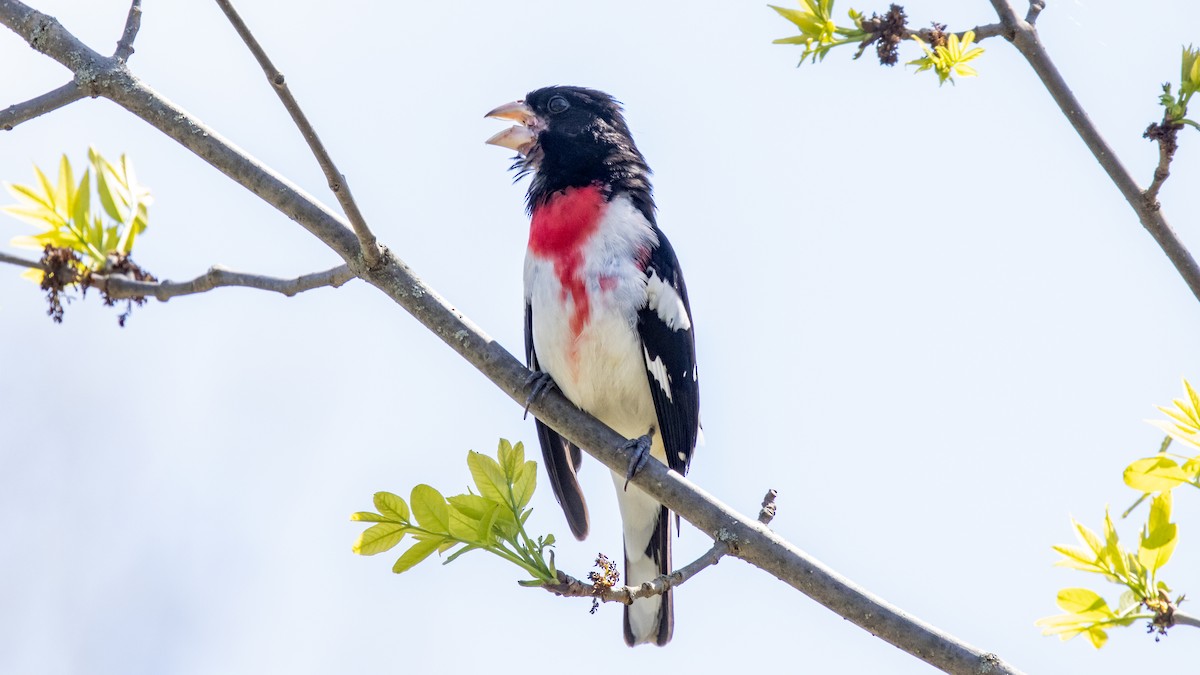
<box><xmin>486</xmin><ymin>86</ymin><xmax>700</xmax><ymax>646</ymax></box>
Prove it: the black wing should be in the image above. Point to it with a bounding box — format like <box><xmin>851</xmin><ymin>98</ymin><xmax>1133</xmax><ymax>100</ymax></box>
<box><xmin>526</xmin><ymin>302</ymin><xmax>589</xmax><ymax>540</ymax></box>
<box><xmin>638</xmin><ymin>231</ymin><xmax>700</xmax><ymax>477</ymax></box>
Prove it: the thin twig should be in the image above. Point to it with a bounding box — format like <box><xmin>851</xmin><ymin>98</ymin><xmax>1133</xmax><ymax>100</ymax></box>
<box><xmin>544</xmin><ymin>539</ymin><xmax>728</xmax><ymax>604</ymax></box>
<box><xmin>989</xmin><ymin>0</ymin><xmax>1200</xmax><ymax>304</ymax></box>
<box><xmin>0</xmin><ymin>250</ymin><xmax>43</xmax><ymax>269</ymax></box>
<box><xmin>1177</xmin><ymin>611</ymin><xmax>1200</xmax><ymax>629</ymax></box>
<box><xmin>1143</xmin><ymin>121</ymin><xmax>1181</xmax><ymax>210</ymax></box>
<box><xmin>113</xmin><ymin>0</ymin><xmax>141</xmax><ymax>62</ymax></box>
<box><xmin>906</xmin><ymin>22</ymin><xmax>1006</xmax><ymax>43</ymax></box>
<box><xmin>542</xmin><ymin>489</ymin><xmax>780</xmax><ymax>604</ymax></box>
<box><xmin>0</xmin><ymin>82</ymin><xmax>85</xmax><ymax>131</ymax></box>
<box><xmin>1024</xmin><ymin>0</ymin><xmax>1045</xmax><ymax>25</ymax></box>
<box><xmin>0</xmin><ymin>250</ymin><xmax>353</xmax><ymax>300</ymax></box>
<box><xmin>213</xmin><ymin>0</ymin><xmax>382</xmax><ymax>270</ymax></box>
<box><xmin>92</xmin><ymin>263</ymin><xmax>355</xmax><ymax>300</ymax></box>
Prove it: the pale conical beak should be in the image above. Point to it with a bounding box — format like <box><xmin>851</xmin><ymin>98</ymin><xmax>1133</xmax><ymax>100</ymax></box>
<box><xmin>485</xmin><ymin>100</ymin><xmax>538</xmax><ymax>155</ymax></box>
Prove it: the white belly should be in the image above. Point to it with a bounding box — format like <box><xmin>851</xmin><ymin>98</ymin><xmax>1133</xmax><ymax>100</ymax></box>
<box><xmin>527</xmin><ymin>272</ymin><xmax>658</xmax><ymax>442</ymax></box>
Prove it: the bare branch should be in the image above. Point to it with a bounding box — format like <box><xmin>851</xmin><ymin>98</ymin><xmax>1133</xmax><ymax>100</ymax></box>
<box><xmin>0</xmin><ymin>82</ymin><xmax>85</xmax><ymax>131</ymax></box>
<box><xmin>907</xmin><ymin>22</ymin><xmax>1006</xmax><ymax>43</ymax></box>
<box><xmin>1144</xmin><ymin>121</ymin><xmax>1181</xmax><ymax>210</ymax></box>
<box><xmin>1177</xmin><ymin>611</ymin><xmax>1200</xmax><ymax>629</ymax></box>
<box><xmin>1024</xmin><ymin>0</ymin><xmax>1045</xmax><ymax>25</ymax></box>
<box><xmin>213</xmin><ymin>0</ymin><xmax>382</xmax><ymax>269</ymax></box>
<box><xmin>113</xmin><ymin>0</ymin><xmax>141</xmax><ymax>61</ymax></box>
<box><xmin>0</xmin><ymin>250</ymin><xmax>43</xmax><ymax>269</ymax></box>
<box><xmin>758</xmin><ymin>488</ymin><xmax>778</xmax><ymax>524</ymax></box>
<box><xmin>989</xmin><ymin>0</ymin><xmax>1200</xmax><ymax>303</ymax></box>
<box><xmin>0</xmin><ymin>4</ymin><xmax>1025</xmax><ymax>672</ymax></box>
<box><xmin>91</xmin><ymin>263</ymin><xmax>355</xmax><ymax>300</ymax></box>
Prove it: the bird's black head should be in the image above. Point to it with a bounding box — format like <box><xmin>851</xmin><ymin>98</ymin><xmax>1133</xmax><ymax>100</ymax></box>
<box><xmin>486</xmin><ymin>86</ymin><xmax>653</xmax><ymax>218</ymax></box>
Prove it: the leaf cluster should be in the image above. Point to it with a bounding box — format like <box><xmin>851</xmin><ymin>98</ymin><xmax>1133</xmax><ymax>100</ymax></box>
<box><xmin>907</xmin><ymin>30</ymin><xmax>984</xmax><ymax>87</ymax></box>
<box><xmin>351</xmin><ymin>439</ymin><xmax>557</xmax><ymax>583</ymax></box>
<box><xmin>1038</xmin><ymin>379</ymin><xmax>1199</xmax><ymax>647</ymax></box>
<box><xmin>4</xmin><ymin>147</ymin><xmax>152</xmax><ymax>283</ymax></box>
<box><xmin>769</xmin><ymin>0</ymin><xmax>868</xmax><ymax>66</ymax></box>
<box><xmin>1157</xmin><ymin>45</ymin><xmax>1200</xmax><ymax>130</ymax></box>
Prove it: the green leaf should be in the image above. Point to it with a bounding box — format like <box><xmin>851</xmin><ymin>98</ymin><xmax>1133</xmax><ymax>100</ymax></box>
<box><xmin>91</xmin><ymin>149</ymin><xmax>123</xmax><ymax>223</ymax></box>
<box><xmin>476</xmin><ymin>501</ymin><xmax>501</xmax><ymax>544</ymax></box>
<box><xmin>350</xmin><ymin>511</ymin><xmax>391</xmax><ymax>523</ymax></box>
<box><xmin>511</xmin><ymin>460</ymin><xmax>537</xmax><ymax>510</ymax></box>
<box><xmin>1138</xmin><ymin>491</ymin><xmax>1177</xmax><ymax>572</ymax></box>
<box><xmin>1084</xmin><ymin>625</ymin><xmax>1109</xmax><ymax>649</ymax></box>
<box><xmin>352</xmin><ymin>522</ymin><xmax>407</xmax><ymax>556</ymax></box>
<box><xmin>1056</xmin><ymin>588</ymin><xmax>1111</xmax><ymax>615</ymax></box>
<box><xmin>448</xmin><ymin>499</ymin><xmax>484</xmax><ymax>541</ymax></box>
<box><xmin>373</xmin><ymin>491</ymin><xmax>410</xmax><ymax>522</ymax></box>
<box><xmin>497</xmin><ymin>438</ymin><xmax>516</xmax><ymax>477</ymax></box>
<box><xmin>1123</xmin><ymin>456</ymin><xmax>1189</xmax><ymax>492</ymax></box>
<box><xmin>410</xmin><ymin>484</ymin><xmax>450</xmax><ymax>534</ymax></box>
<box><xmin>1072</xmin><ymin>518</ymin><xmax>1104</xmax><ymax>557</ymax></box>
<box><xmin>392</xmin><ymin>536</ymin><xmax>442</xmax><ymax>573</ymax></box>
<box><xmin>55</xmin><ymin>154</ymin><xmax>72</xmax><ymax>216</ymax></box>
<box><xmin>467</xmin><ymin>450</ymin><xmax>508</xmax><ymax>505</ymax></box>
<box><xmin>1052</xmin><ymin>544</ymin><xmax>1100</xmax><ymax>572</ymax></box>
<box><xmin>447</xmin><ymin>493</ymin><xmax>495</xmax><ymax>520</ymax></box>
<box><xmin>5</xmin><ymin>181</ymin><xmax>53</xmax><ymax>211</ymax></box>
<box><xmin>70</xmin><ymin>169</ymin><xmax>90</xmax><ymax>244</ymax></box>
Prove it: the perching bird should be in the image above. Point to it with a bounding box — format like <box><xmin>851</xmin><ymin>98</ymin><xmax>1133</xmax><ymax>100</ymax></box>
<box><xmin>485</xmin><ymin>86</ymin><xmax>700</xmax><ymax>646</ymax></box>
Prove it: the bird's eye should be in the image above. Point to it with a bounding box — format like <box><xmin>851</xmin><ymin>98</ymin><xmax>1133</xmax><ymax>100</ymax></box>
<box><xmin>547</xmin><ymin>95</ymin><xmax>570</xmax><ymax>114</ymax></box>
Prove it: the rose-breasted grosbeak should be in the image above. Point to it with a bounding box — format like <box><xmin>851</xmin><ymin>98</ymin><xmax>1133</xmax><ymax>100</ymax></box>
<box><xmin>486</xmin><ymin>86</ymin><xmax>700</xmax><ymax>646</ymax></box>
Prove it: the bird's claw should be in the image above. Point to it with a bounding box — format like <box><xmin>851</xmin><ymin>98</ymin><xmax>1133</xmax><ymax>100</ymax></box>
<box><xmin>622</xmin><ymin>432</ymin><xmax>654</xmax><ymax>490</ymax></box>
<box><xmin>523</xmin><ymin>371</ymin><xmax>556</xmax><ymax>420</ymax></box>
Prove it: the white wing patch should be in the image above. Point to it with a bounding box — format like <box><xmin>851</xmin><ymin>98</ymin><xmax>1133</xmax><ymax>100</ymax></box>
<box><xmin>644</xmin><ymin>270</ymin><xmax>691</xmax><ymax>331</ymax></box>
<box><xmin>643</xmin><ymin>346</ymin><xmax>672</xmax><ymax>401</ymax></box>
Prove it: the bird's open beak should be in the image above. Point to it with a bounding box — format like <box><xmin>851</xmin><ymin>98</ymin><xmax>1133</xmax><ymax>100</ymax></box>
<box><xmin>485</xmin><ymin>100</ymin><xmax>538</xmax><ymax>155</ymax></box>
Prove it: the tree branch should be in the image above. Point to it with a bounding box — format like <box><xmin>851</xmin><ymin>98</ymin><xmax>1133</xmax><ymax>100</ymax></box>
<box><xmin>212</xmin><ymin>0</ymin><xmax>382</xmax><ymax>269</ymax></box>
<box><xmin>0</xmin><ymin>250</ymin><xmax>42</xmax><ymax>269</ymax></box>
<box><xmin>0</xmin><ymin>4</ymin><xmax>1025</xmax><ymax>673</ymax></box>
<box><xmin>0</xmin><ymin>81</ymin><xmax>85</xmax><ymax>131</ymax></box>
<box><xmin>92</xmin><ymin>263</ymin><xmax>355</xmax><ymax>300</ymax></box>
<box><xmin>113</xmin><ymin>0</ymin><xmax>141</xmax><ymax>62</ymax></box>
<box><xmin>542</xmin><ymin>490</ymin><xmax>780</xmax><ymax>605</ymax></box>
<box><xmin>989</xmin><ymin>0</ymin><xmax>1200</xmax><ymax>304</ymax></box>
<box><xmin>1176</xmin><ymin>611</ymin><xmax>1200</xmax><ymax>629</ymax></box>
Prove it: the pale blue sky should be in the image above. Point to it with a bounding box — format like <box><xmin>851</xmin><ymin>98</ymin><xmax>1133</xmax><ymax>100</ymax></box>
<box><xmin>3</xmin><ymin>1</ymin><xmax>1199</xmax><ymax>673</ymax></box>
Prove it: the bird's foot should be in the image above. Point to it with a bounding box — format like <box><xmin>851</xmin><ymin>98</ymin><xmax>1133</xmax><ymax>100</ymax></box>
<box><xmin>523</xmin><ymin>370</ymin><xmax>556</xmax><ymax>420</ymax></box>
<box><xmin>621</xmin><ymin>429</ymin><xmax>655</xmax><ymax>490</ymax></box>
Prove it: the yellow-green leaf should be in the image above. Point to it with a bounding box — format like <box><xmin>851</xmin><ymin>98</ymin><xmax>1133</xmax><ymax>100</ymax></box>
<box><xmin>512</xmin><ymin>460</ymin><xmax>537</xmax><ymax>510</ymax></box>
<box><xmin>352</xmin><ymin>522</ymin><xmax>406</xmax><ymax>556</ymax></box>
<box><xmin>1085</xmin><ymin>625</ymin><xmax>1109</xmax><ymax>649</ymax></box>
<box><xmin>410</xmin><ymin>484</ymin><xmax>449</xmax><ymax>533</ymax></box>
<box><xmin>467</xmin><ymin>450</ymin><xmax>507</xmax><ymax>505</ymax></box>
<box><xmin>392</xmin><ymin>536</ymin><xmax>441</xmax><ymax>573</ymax></box>
<box><xmin>373</xmin><ymin>491</ymin><xmax>410</xmax><ymax>522</ymax></box>
<box><xmin>1072</xmin><ymin>518</ymin><xmax>1104</xmax><ymax>557</ymax></box>
<box><xmin>1124</xmin><ymin>455</ymin><xmax>1189</xmax><ymax>492</ymax></box>
<box><xmin>350</xmin><ymin>511</ymin><xmax>389</xmax><ymax>523</ymax></box>
<box><xmin>1051</xmin><ymin>544</ymin><xmax>1100</xmax><ymax>572</ymax></box>
<box><xmin>1055</xmin><ymin>587</ymin><xmax>1110</xmax><ymax>615</ymax></box>
<box><xmin>1138</xmin><ymin>492</ymin><xmax>1177</xmax><ymax>572</ymax></box>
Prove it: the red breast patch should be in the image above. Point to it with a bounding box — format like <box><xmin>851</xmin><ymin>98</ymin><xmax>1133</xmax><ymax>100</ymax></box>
<box><xmin>529</xmin><ymin>184</ymin><xmax>608</xmax><ymax>340</ymax></box>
